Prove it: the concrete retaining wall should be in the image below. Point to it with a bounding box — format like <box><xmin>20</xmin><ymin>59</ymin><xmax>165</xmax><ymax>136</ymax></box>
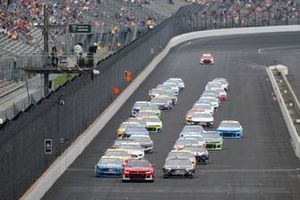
<box><xmin>21</xmin><ymin>25</ymin><xmax>300</xmax><ymax>200</ymax></box>
<box><xmin>266</xmin><ymin>66</ymin><xmax>300</xmax><ymax>158</ymax></box>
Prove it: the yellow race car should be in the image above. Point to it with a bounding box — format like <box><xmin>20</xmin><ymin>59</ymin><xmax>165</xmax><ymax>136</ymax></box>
<box><xmin>103</xmin><ymin>149</ymin><xmax>131</xmax><ymax>163</ymax></box>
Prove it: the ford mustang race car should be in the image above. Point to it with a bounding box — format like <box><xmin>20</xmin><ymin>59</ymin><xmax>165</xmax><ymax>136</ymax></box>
<box><xmin>122</xmin><ymin>159</ymin><xmax>154</xmax><ymax>182</ymax></box>
<box><xmin>201</xmin><ymin>131</ymin><xmax>223</xmax><ymax>150</ymax></box>
<box><xmin>95</xmin><ymin>157</ymin><xmax>124</xmax><ymax>177</ymax></box>
<box><xmin>163</xmin><ymin>157</ymin><xmax>195</xmax><ymax>178</ymax></box>
<box><xmin>217</xmin><ymin>120</ymin><xmax>243</xmax><ymax>138</ymax></box>
<box><xmin>186</xmin><ymin>112</ymin><xmax>214</xmax><ymax>127</ymax></box>
<box><xmin>200</xmin><ymin>53</ymin><xmax>214</xmax><ymax>64</ymax></box>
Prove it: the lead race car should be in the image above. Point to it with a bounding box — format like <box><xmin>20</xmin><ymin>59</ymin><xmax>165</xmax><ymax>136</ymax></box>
<box><xmin>200</xmin><ymin>53</ymin><xmax>214</xmax><ymax>64</ymax></box>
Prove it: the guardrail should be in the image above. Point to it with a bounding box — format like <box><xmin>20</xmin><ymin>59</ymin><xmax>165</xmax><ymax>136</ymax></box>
<box><xmin>266</xmin><ymin>66</ymin><xmax>300</xmax><ymax>158</ymax></box>
<box><xmin>21</xmin><ymin>25</ymin><xmax>300</xmax><ymax>200</ymax></box>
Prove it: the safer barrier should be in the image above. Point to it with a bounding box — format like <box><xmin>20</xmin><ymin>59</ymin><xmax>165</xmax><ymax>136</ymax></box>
<box><xmin>266</xmin><ymin>66</ymin><xmax>300</xmax><ymax>158</ymax></box>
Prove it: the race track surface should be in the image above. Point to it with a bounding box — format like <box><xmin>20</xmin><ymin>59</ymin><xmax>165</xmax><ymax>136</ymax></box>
<box><xmin>43</xmin><ymin>32</ymin><xmax>300</xmax><ymax>200</ymax></box>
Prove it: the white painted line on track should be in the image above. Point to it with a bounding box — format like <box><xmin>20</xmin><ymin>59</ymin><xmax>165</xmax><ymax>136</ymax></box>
<box><xmin>197</xmin><ymin>168</ymin><xmax>300</xmax><ymax>173</ymax></box>
<box><xmin>258</xmin><ymin>45</ymin><xmax>300</xmax><ymax>54</ymax></box>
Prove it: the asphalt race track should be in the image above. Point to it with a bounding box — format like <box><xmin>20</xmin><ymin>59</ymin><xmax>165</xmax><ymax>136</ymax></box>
<box><xmin>43</xmin><ymin>32</ymin><xmax>300</xmax><ymax>200</ymax></box>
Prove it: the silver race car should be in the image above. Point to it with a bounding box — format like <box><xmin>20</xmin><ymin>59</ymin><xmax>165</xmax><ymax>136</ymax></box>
<box><xmin>163</xmin><ymin>157</ymin><xmax>195</xmax><ymax>178</ymax></box>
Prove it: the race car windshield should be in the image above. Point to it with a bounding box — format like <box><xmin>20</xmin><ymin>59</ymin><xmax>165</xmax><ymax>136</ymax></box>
<box><xmin>169</xmin><ymin>152</ymin><xmax>192</xmax><ymax>158</ymax></box>
<box><xmin>184</xmin><ymin>146</ymin><xmax>206</xmax><ymax>152</ymax></box>
<box><xmin>99</xmin><ymin>158</ymin><xmax>123</xmax><ymax>165</ymax></box>
<box><xmin>130</xmin><ymin>136</ymin><xmax>151</xmax><ymax>142</ymax></box>
<box><xmin>166</xmin><ymin>159</ymin><xmax>191</xmax><ymax>166</ymax></box>
<box><xmin>104</xmin><ymin>151</ymin><xmax>129</xmax><ymax>157</ymax></box>
<box><xmin>127</xmin><ymin>160</ymin><xmax>150</xmax><ymax>167</ymax></box>
<box><xmin>183</xmin><ymin>126</ymin><xmax>204</xmax><ymax>132</ymax></box>
<box><xmin>119</xmin><ymin>144</ymin><xmax>141</xmax><ymax>150</ymax></box>
<box><xmin>192</xmin><ymin>113</ymin><xmax>211</xmax><ymax>118</ymax></box>
<box><xmin>134</xmin><ymin>102</ymin><xmax>149</xmax><ymax>107</ymax></box>
<box><xmin>145</xmin><ymin>118</ymin><xmax>160</xmax><ymax>123</ymax></box>
<box><xmin>176</xmin><ymin>139</ymin><xmax>197</xmax><ymax>146</ymax></box>
<box><xmin>221</xmin><ymin>122</ymin><xmax>240</xmax><ymax>128</ymax></box>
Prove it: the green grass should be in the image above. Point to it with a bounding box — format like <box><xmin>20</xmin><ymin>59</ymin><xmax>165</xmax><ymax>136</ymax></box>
<box><xmin>96</xmin><ymin>51</ymin><xmax>115</xmax><ymax>63</ymax></box>
<box><xmin>53</xmin><ymin>74</ymin><xmax>77</xmax><ymax>89</ymax></box>
<box><xmin>53</xmin><ymin>51</ymin><xmax>115</xmax><ymax>89</ymax></box>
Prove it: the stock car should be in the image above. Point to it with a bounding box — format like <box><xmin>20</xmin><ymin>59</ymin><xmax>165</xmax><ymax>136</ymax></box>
<box><xmin>199</xmin><ymin>96</ymin><xmax>219</xmax><ymax>109</ymax></box>
<box><xmin>217</xmin><ymin>120</ymin><xmax>243</xmax><ymax>138</ymax></box>
<box><xmin>95</xmin><ymin>157</ymin><xmax>124</xmax><ymax>177</ymax></box>
<box><xmin>142</xmin><ymin>116</ymin><xmax>162</xmax><ymax>133</ymax></box>
<box><xmin>126</xmin><ymin>117</ymin><xmax>147</xmax><ymax>127</ymax></box>
<box><xmin>157</xmin><ymin>84</ymin><xmax>179</xmax><ymax>95</ymax></box>
<box><xmin>212</xmin><ymin>78</ymin><xmax>229</xmax><ymax>91</ymax></box>
<box><xmin>131</xmin><ymin>101</ymin><xmax>153</xmax><ymax>116</ymax></box>
<box><xmin>122</xmin><ymin>159</ymin><xmax>154</xmax><ymax>182</ymax></box>
<box><xmin>166</xmin><ymin>150</ymin><xmax>197</xmax><ymax>167</ymax></box>
<box><xmin>103</xmin><ymin>149</ymin><xmax>131</xmax><ymax>163</ymax></box>
<box><xmin>117</xmin><ymin>122</ymin><xmax>140</xmax><ymax>138</ymax></box>
<box><xmin>112</xmin><ymin>138</ymin><xmax>134</xmax><ymax>149</ymax></box>
<box><xmin>186</xmin><ymin>112</ymin><xmax>214</xmax><ymax>127</ymax></box>
<box><xmin>163</xmin><ymin>157</ymin><xmax>195</xmax><ymax>178</ymax></box>
<box><xmin>150</xmin><ymin>96</ymin><xmax>173</xmax><ymax>110</ymax></box>
<box><xmin>118</xmin><ymin>143</ymin><xmax>145</xmax><ymax>159</ymax></box>
<box><xmin>148</xmin><ymin>89</ymin><xmax>178</xmax><ymax>105</ymax></box>
<box><xmin>201</xmin><ymin>131</ymin><xmax>223</xmax><ymax>150</ymax></box>
<box><xmin>162</xmin><ymin>82</ymin><xmax>180</xmax><ymax>95</ymax></box>
<box><xmin>200</xmin><ymin>53</ymin><xmax>214</xmax><ymax>64</ymax></box>
<box><xmin>129</xmin><ymin>135</ymin><xmax>154</xmax><ymax>153</ymax></box>
<box><xmin>179</xmin><ymin>125</ymin><xmax>205</xmax><ymax>137</ymax></box>
<box><xmin>139</xmin><ymin>105</ymin><xmax>161</xmax><ymax>118</ymax></box>
<box><xmin>213</xmin><ymin>88</ymin><xmax>227</xmax><ymax>101</ymax></box>
<box><xmin>167</xmin><ymin>78</ymin><xmax>185</xmax><ymax>90</ymax></box>
<box><xmin>123</xmin><ymin>125</ymin><xmax>149</xmax><ymax>138</ymax></box>
<box><xmin>173</xmin><ymin>137</ymin><xmax>205</xmax><ymax>149</ymax></box>
<box><xmin>183</xmin><ymin>145</ymin><xmax>209</xmax><ymax>165</ymax></box>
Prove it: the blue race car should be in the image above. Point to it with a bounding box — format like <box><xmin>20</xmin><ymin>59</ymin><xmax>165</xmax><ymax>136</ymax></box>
<box><xmin>217</xmin><ymin>120</ymin><xmax>243</xmax><ymax>139</ymax></box>
<box><xmin>95</xmin><ymin>157</ymin><xmax>124</xmax><ymax>177</ymax></box>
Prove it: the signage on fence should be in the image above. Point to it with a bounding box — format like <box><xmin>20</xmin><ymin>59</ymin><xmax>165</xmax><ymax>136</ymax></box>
<box><xmin>69</xmin><ymin>24</ymin><xmax>91</xmax><ymax>33</ymax></box>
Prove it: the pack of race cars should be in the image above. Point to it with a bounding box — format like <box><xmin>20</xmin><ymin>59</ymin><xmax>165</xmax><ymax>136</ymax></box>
<box><xmin>95</xmin><ymin>75</ymin><xmax>243</xmax><ymax>182</ymax></box>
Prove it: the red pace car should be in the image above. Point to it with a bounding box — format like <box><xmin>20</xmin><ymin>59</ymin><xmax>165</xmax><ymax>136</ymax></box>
<box><xmin>122</xmin><ymin>159</ymin><xmax>154</xmax><ymax>182</ymax></box>
<box><xmin>200</xmin><ymin>53</ymin><xmax>214</xmax><ymax>64</ymax></box>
